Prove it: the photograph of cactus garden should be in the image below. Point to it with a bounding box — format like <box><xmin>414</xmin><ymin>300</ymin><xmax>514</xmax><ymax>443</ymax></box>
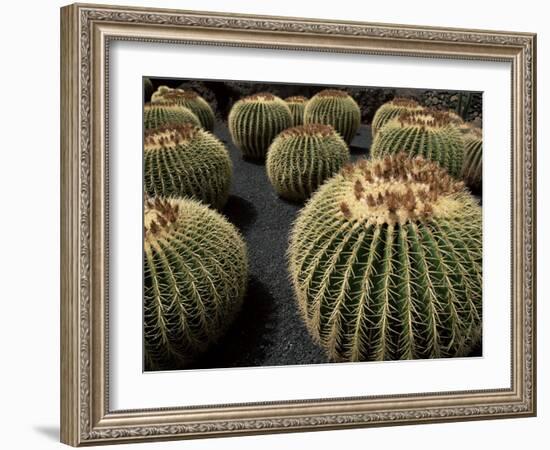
<box><xmin>143</xmin><ymin>77</ymin><xmax>483</xmax><ymax>371</ymax></box>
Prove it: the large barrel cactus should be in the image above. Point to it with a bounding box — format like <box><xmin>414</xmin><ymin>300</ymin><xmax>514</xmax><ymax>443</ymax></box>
<box><xmin>266</xmin><ymin>124</ymin><xmax>349</xmax><ymax>201</ymax></box>
<box><xmin>371</xmin><ymin>97</ymin><xmax>423</xmax><ymax>137</ymax></box>
<box><xmin>151</xmin><ymin>86</ymin><xmax>216</xmax><ymax>131</ymax></box>
<box><xmin>370</xmin><ymin>110</ymin><xmax>465</xmax><ymax>177</ymax></box>
<box><xmin>144</xmin><ymin>124</ymin><xmax>232</xmax><ymax>208</ymax></box>
<box><xmin>289</xmin><ymin>153</ymin><xmax>482</xmax><ymax>362</ymax></box>
<box><xmin>144</xmin><ymin>197</ymin><xmax>248</xmax><ymax>370</ymax></box>
<box><xmin>461</xmin><ymin>126</ymin><xmax>483</xmax><ymax>192</ymax></box>
<box><xmin>285</xmin><ymin>96</ymin><xmax>308</xmax><ymax>126</ymax></box>
<box><xmin>143</xmin><ymin>103</ymin><xmax>201</xmax><ymax>130</ymax></box>
<box><xmin>228</xmin><ymin>92</ymin><xmax>293</xmax><ymax>160</ymax></box>
<box><xmin>304</xmin><ymin>89</ymin><xmax>361</xmax><ymax>144</ymax></box>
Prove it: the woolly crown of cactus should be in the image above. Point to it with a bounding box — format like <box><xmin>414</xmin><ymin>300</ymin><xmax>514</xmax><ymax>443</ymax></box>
<box><xmin>266</xmin><ymin>124</ymin><xmax>350</xmax><ymax>201</ymax></box>
<box><xmin>228</xmin><ymin>92</ymin><xmax>293</xmax><ymax>160</ymax></box>
<box><xmin>144</xmin><ymin>124</ymin><xmax>232</xmax><ymax>208</ymax></box>
<box><xmin>289</xmin><ymin>153</ymin><xmax>482</xmax><ymax>362</ymax></box>
<box><xmin>304</xmin><ymin>89</ymin><xmax>361</xmax><ymax>144</ymax></box>
<box><xmin>150</xmin><ymin>86</ymin><xmax>215</xmax><ymax>131</ymax></box>
<box><xmin>371</xmin><ymin>97</ymin><xmax>424</xmax><ymax>137</ymax></box>
<box><xmin>143</xmin><ymin>103</ymin><xmax>201</xmax><ymax>130</ymax></box>
<box><xmin>285</xmin><ymin>96</ymin><xmax>308</xmax><ymax>126</ymax></box>
<box><xmin>370</xmin><ymin>109</ymin><xmax>465</xmax><ymax>177</ymax></box>
<box><xmin>144</xmin><ymin>196</ymin><xmax>248</xmax><ymax>370</ymax></box>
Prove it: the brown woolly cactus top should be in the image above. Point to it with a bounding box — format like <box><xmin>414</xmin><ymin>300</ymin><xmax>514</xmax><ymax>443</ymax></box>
<box><xmin>396</xmin><ymin>109</ymin><xmax>455</xmax><ymax>129</ymax></box>
<box><xmin>285</xmin><ymin>95</ymin><xmax>308</xmax><ymax>103</ymax></box>
<box><xmin>144</xmin><ymin>123</ymin><xmax>203</xmax><ymax>150</ymax></box>
<box><xmin>159</xmin><ymin>89</ymin><xmax>200</xmax><ymax>101</ymax></box>
<box><xmin>314</xmin><ymin>89</ymin><xmax>350</xmax><ymax>98</ymax></box>
<box><xmin>466</xmin><ymin>126</ymin><xmax>483</xmax><ymax>139</ymax></box>
<box><xmin>388</xmin><ymin>97</ymin><xmax>421</xmax><ymax>107</ymax></box>
<box><xmin>338</xmin><ymin>153</ymin><xmax>466</xmax><ymax>226</ymax></box>
<box><xmin>241</xmin><ymin>92</ymin><xmax>278</xmax><ymax>102</ymax></box>
<box><xmin>278</xmin><ymin>124</ymin><xmax>337</xmax><ymax>138</ymax></box>
<box><xmin>144</xmin><ymin>197</ymin><xmax>180</xmax><ymax>240</ymax></box>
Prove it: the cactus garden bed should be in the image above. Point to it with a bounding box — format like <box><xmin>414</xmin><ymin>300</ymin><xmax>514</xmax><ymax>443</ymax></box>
<box><xmin>152</xmin><ymin>122</ymin><xmax>481</xmax><ymax>370</ymax></box>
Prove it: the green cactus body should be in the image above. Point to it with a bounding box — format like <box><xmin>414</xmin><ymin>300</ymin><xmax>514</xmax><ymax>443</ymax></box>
<box><xmin>151</xmin><ymin>86</ymin><xmax>216</xmax><ymax>131</ymax></box>
<box><xmin>144</xmin><ymin>197</ymin><xmax>248</xmax><ymax>369</ymax></box>
<box><xmin>143</xmin><ymin>103</ymin><xmax>201</xmax><ymax>130</ymax></box>
<box><xmin>228</xmin><ymin>92</ymin><xmax>293</xmax><ymax>160</ymax></box>
<box><xmin>289</xmin><ymin>154</ymin><xmax>482</xmax><ymax>362</ymax></box>
<box><xmin>371</xmin><ymin>97</ymin><xmax>423</xmax><ymax>137</ymax></box>
<box><xmin>144</xmin><ymin>124</ymin><xmax>232</xmax><ymax>208</ymax></box>
<box><xmin>303</xmin><ymin>89</ymin><xmax>361</xmax><ymax>144</ymax></box>
<box><xmin>462</xmin><ymin>126</ymin><xmax>482</xmax><ymax>192</ymax></box>
<box><xmin>266</xmin><ymin>124</ymin><xmax>350</xmax><ymax>201</ymax></box>
<box><xmin>143</xmin><ymin>77</ymin><xmax>154</xmax><ymax>102</ymax></box>
<box><xmin>285</xmin><ymin>96</ymin><xmax>308</xmax><ymax>126</ymax></box>
<box><xmin>370</xmin><ymin>110</ymin><xmax>465</xmax><ymax>177</ymax></box>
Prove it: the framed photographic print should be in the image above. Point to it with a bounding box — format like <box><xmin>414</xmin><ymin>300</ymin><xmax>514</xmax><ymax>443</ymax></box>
<box><xmin>60</xmin><ymin>3</ymin><xmax>537</xmax><ymax>446</ymax></box>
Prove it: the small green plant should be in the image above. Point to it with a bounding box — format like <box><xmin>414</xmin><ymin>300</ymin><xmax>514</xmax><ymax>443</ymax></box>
<box><xmin>143</xmin><ymin>103</ymin><xmax>201</xmax><ymax>130</ymax></box>
<box><xmin>285</xmin><ymin>96</ymin><xmax>308</xmax><ymax>126</ymax></box>
<box><xmin>461</xmin><ymin>126</ymin><xmax>482</xmax><ymax>192</ymax></box>
<box><xmin>304</xmin><ymin>89</ymin><xmax>361</xmax><ymax>144</ymax></box>
<box><xmin>266</xmin><ymin>124</ymin><xmax>349</xmax><ymax>201</ymax></box>
<box><xmin>144</xmin><ymin>124</ymin><xmax>232</xmax><ymax>208</ymax></box>
<box><xmin>144</xmin><ymin>196</ymin><xmax>248</xmax><ymax>370</ymax></box>
<box><xmin>151</xmin><ymin>86</ymin><xmax>216</xmax><ymax>131</ymax></box>
<box><xmin>289</xmin><ymin>153</ymin><xmax>482</xmax><ymax>362</ymax></box>
<box><xmin>371</xmin><ymin>97</ymin><xmax>423</xmax><ymax>137</ymax></box>
<box><xmin>370</xmin><ymin>109</ymin><xmax>465</xmax><ymax>177</ymax></box>
<box><xmin>228</xmin><ymin>92</ymin><xmax>293</xmax><ymax>160</ymax></box>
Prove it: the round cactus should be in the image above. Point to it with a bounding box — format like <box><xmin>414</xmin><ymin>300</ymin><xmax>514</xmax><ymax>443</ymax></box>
<box><xmin>266</xmin><ymin>124</ymin><xmax>350</xmax><ymax>201</ymax></box>
<box><xmin>304</xmin><ymin>89</ymin><xmax>361</xmax><ymax>144</ymax></box>
<box><xmin>370</xmin><ymin>110</ymin><xmax>465</xmax><ymax>178</ymax></box>
<box><xmin>144</xmin><ymin>124</ymin><xmax>232</xmax><ymax>208</ymax></box>
<box><xmin>143</xmin><ymin>103</ymin><xmax>201</xmax><ymax>130</ymax></box>
<box><xmin>371</xmin><ymin>97</ymin><xmax>423</xmax><ymax>137</ymax></box>
<box><xmin>228</xmin><ymin>92</ymin><xmax>293</xmax><ymax>160</ymax></box>
<box><xmin>151</xmin><ymin>85</ymin><xmax>171</xmax><ymax>101</ymax></box>
<box><xmin>289</xmin><ymin>153</ymin><xmax>482</xmax><ymax>362</ymax></box>
<box><xmin>143</xmin><ymin>77</ymin><xmax>154</xmax><ymax>102</ymax></box>
<box><xmin>151</xmin><ymin>86</ymin><xmax>216</xmax><ymax>131</ymax></box>
<box><xmin>461</xmin><ymin>126</ymin><xmax>482</xmax><ymax>192</ymax></box>
<box><xmin>144</xmin><ymin>196</ymin><xmax>248</xmax><ymax>369</ymax></box>
<box><xmin>285</xmin><ymin>96</ymin><xmax>308</xmax><ymax>126</ymax></box>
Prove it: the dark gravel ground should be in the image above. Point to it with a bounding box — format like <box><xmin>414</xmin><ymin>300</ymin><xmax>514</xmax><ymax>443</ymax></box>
<box><xmin>183</xmin><ymin>122</ymin><xmax>481</xmax><ymax>370</ymax></box>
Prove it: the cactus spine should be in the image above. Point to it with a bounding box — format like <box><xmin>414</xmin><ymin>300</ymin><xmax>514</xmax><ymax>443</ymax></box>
<box><xmin>144</xmin><ymin>197</ymin><xmax>248</xmax><ymax>369</ymax></box>
<box><xmin>151</xmin><ymin>86</ymin><xmax>216</xmax><ymax>131</ymax></box>
<box><xmin>266</xmin><ymin>124</ymin><xmax>350</xmax><ymax>201</ymax></box>
<box><xmin>143</xmin><ymin>103</ymin><xmax>201</xmax><ymax>130</ymax></box>
<box><xmin>144</xmin><ymin>124</ymin><xmax>232</xmax><ymax>208</ymax></box>
<box><xmin>371</xmin><ymin>97</ymin><xmax>423</xmax><ymax>137</ymax></box>
<box><xmin>285</xmin><ymin>96</ymin><xmax>308</xmax><ymax>126</ymax></box>
<box><xmin>228</xmin><ymin>93</ymin><xmax>293</xmax><ymax>160</ymax></box>
<box><xmin>289</xmin><ymin>154</ymin><xmax>482</xmax><ymax>362</ymax></box>
<box><xmin>304</xmin><ymin>89</ymin><xmax>361</xmax><ymax>144</ymax></box>
<box><xmin>370</xmin><ymin>110</ymin><xmax>465</xmax><ymax>178</ymax></box>
<box><xmin>461</xmin><ymin>126</ymin><xmax>482</xmax><ymax>192</ymax></box>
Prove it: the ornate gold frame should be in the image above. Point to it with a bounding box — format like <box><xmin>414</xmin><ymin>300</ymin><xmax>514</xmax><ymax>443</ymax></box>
<box><xmin>60</xmin><ymin>3</ymin><xmax>537</xmax><ymax>446</ymax></box>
